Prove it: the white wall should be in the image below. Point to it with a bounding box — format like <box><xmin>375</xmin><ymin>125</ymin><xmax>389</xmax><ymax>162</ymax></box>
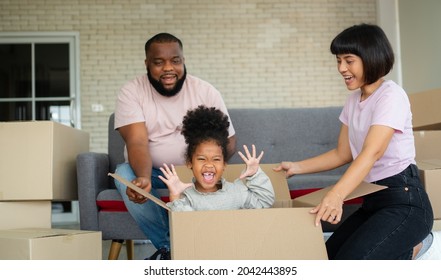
<box><xmin>376</xmin><ymin>0</ymin><xmax>402</xmax><ymax>86</ymax></box>
<box><xmin>0</xmin><ymin>0</ymin><xmax>377</xmax><ymax>153</ymax></box>
<box><xmin>399</xmin><ymin>0</ymin><xmax>441</xmax><ymax>94</ymax></box>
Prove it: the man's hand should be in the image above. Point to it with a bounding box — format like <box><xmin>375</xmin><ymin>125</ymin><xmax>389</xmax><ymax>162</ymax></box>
<box><xmin>158</xmin><ymin>163</ymin><xmax>192</xmax><ymax>201</ymax></box>
<box><xmin>126</xmin><ymin>176</ymin><xmax>151</xmax><ymax>204</ymax></box>
<box><xmin>238</xmin><ymin>144</ymin><xmax>264</xmax><ymax>179</ymax></box>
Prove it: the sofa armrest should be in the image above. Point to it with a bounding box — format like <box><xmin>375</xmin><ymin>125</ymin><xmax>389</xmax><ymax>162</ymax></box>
<box><xmin>76</xmin><ymin>152</ymin><xmax>110</xmax><ymax>231</ymax></box>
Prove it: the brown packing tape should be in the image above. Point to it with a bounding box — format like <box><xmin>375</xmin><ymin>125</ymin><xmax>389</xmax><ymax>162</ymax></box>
<box><xmin>108</xmin><ymin>173</ymin><xmax>170</xmax><ymax>211</ymax></box>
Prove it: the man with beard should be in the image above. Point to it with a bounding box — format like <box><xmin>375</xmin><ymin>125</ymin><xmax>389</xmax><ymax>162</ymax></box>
<box><xmin>113</xmin><ymin>33</ymin><xmax>236</xmax><ymax>260</ymax></box>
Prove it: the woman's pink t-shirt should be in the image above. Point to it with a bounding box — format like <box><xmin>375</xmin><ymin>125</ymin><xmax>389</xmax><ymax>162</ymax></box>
<box><xmin>339</xmin><ymin>80</ymin><xmax>415</xmax><ymax>182</ymax></box>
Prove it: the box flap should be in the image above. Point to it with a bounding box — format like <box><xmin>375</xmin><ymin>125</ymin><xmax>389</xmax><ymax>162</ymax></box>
<box><xmin>170</xmin><ymin>207</ymin><xmax>327</xmax><ymax>260</ymax></box>
<box><xmin>108</xmin><ymin>173</ymin><xmax>170</xmax><ymax>210</ymax></box>
<box><xmin>292</xmin><ymin>181</ymin><xmax>387</xmax><ymax>207</ymax></box>
<box><xmin>409</xmin><ymin>88</ymin><xmax>441</xmax><ymax>130</ymax></box>
<box><xmin>225</xmin><ymin>164</ymin><xmax>290</xmax><ymax>200</ymax></box>
<box><xmin>414</xmin><ymin>131</ymin><xmax>441</xmax><ymax>160</ymax></box>
<box><xmin>416</xmin><ymin>159</ymin><xmax>441</xmax><ymax>170</ymax></box>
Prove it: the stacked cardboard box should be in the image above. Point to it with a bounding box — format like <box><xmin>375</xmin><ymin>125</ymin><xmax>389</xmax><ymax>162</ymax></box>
<box><xmin>0</xmin><ymin>121</ymin><xmax>101</xmax><ymax>259</ymax></box>
<box><xmin>0</xmin><ymin>228</ymin><xmax>101</xmax><ymax>260</ymax></box>
<box><xmin>0</xmin><ymin>121</ymin><xmax>90</xmax><ymax>201</ymax></box>
<box><xmin>111</xmin><ymin>164</ymin><xmax>385</xmax><ymax>260</ymax></box>
<box><xmin>0</xmin><ymin>201</ymin><xmax>51</xmax><ymax>230</ymax></box>
<box><xmin>409</xmin><ymin>88</ymin><xmax>441</xmax><ymax>131</ymax></box>
<box><xmin>0</xmin><ymin>121</ymin><xmax>89</xmax><ymax>230</ymax></box>
<box><xmin>410</xmin><ymin>88</ymin><xmax>441</xmax><ymax>222</ymax></box>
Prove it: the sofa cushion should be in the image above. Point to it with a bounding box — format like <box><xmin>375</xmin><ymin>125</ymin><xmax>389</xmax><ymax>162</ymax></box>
<box><xmin>96</xmin><ymin>189</ymin><xmax>170</xmax><ymax>212</ymax></box>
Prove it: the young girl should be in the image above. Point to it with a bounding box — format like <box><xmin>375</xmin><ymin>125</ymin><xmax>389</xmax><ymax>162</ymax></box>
<box><xmin>159</xmin><ymin>105</ymin><xmax>275</xmax><ymax>211</ymax></box>
<box><xmin>274</xmin><ymin>23</ymin><xmax>437</xmax><ymax>260</ymax></box>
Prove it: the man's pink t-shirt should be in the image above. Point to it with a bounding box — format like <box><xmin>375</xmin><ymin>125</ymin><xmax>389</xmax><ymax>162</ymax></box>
<box><xmin>114</xmin><ymin>74</ymin><xmax>235</xmax><ymax>168</ymax></box>
<box><xmin>339</xmin><ymin>80</ymin><xmax>415</xmax><ymax>182</ymax></box>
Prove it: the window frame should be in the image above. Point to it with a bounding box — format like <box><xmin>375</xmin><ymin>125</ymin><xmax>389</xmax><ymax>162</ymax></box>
<box><xmin>0</xmin><ymin>31</ymin><xmax>82</xmax><ymax>128</ymax></box>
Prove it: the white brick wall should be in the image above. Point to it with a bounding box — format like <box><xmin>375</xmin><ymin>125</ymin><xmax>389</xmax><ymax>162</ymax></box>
<box><xmin>0</xmin><ymin>0</ymin><xmax>376</xmax><ymax>152</ymax></box>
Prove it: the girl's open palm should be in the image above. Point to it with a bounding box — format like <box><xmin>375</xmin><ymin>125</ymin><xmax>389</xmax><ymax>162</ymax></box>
<box><xmin>158</xmin><ymin>163</ymin><xmax>192</xmax><ymax>199</ymax></box>
<box><xmin>238</xmin><ymin>144</ymin><xmax>264</xmax><ymax>179</ymax></box>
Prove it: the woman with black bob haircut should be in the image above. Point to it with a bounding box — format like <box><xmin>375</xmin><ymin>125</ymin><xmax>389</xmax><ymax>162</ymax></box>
<box><xmin>275</xmin><ymin>23</ymin><xmax>438</xmax><ymax>259</ymax></box>
<box><xmin>330</xmin><ymin>23</ymin><xmax>394</xmax><ymax>85</ymax></box>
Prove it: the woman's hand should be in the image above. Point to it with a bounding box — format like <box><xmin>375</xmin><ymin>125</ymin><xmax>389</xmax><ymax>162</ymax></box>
<box><xmin>238</xmin><ymin>144</ymin><xmax>264</xmax><ymax>179</ymax></box>
<box><xmin>158</xmin><ymin>163</ymin><xmax>192</xmax><ymax>201</ymax></box>
<box><xmin>273</xmin><ymin>161</ymin><xmax>298</xmax><ymax>178</ymax></box>
<box><xmin>310</xmin><ymin>188</ymin><xmax>344</xmax><ymax>226</ymax></box>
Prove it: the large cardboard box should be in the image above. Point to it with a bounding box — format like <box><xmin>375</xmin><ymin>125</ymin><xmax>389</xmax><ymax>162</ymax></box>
<box><xmin>433</xmin><ymin>219</ymin><xmax>441</xmax><ymax>231</ymax></box>
<box><xmin>170</xmin><ymin>207</ymin><xmax>326</xmax><ymax>260</ymax></box>
<box><xmin>415</xmin><ymin>160</ymin><xmax>441</xmax><ymax>219</ymax></box>
<box><xmin>409</xmin><ymin>88</ymin><xmax>441</xmax><ymax>130</ymax></box>
<box><xmin>414</xmin><ymin>131</ymin><xmax>441</xmax><ymax>160</ymax></box>
<box><xmin>0</xmin><ymin>228</ymin><xmax>102</xmax><ymax>260</ymax></box>
<box><xmin>0</xmin><ymin>121</ymin><xmax>89</xmax><ymax>201</ymax></box>
<box><xmin>414</xmin><ymin>131</ymin><xmax>441</xmax><ymax>219</ymax></box>
<box><xmin>110</xmin><ymin>164</ymin><xmax>385</xmax><ymax>260</ymax></box>
<box><xmin>0</xmin><ymin>201</ymin><xmax>51</xmax><ymax>230</ymax></box>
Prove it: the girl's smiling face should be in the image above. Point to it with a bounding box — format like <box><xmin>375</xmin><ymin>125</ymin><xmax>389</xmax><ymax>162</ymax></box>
<box><xmin>188</xmin><ymin>140</ymin><xmax>226</xmax><ymax>193</ymax></box>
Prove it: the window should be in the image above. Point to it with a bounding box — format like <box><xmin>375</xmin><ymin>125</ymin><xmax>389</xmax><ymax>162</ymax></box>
<box><xmin>0</xmin><ymin>32</ymin><xmax>81</xmax><ymax>224</ymax></box>
<box><xmin>0</xmin><ymin>32</ymin><xmax>81</xmax><ymax>128</ymax></box>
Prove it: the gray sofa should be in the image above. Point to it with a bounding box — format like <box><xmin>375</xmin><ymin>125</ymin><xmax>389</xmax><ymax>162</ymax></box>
<box><xmin>77</xmin><ymin>106</ymin><xmax>352</xmax><ymax>258</ymax></box>
<box><xmin>228</xmin><ymin>107</ymin><xmax>348</xmax><ymax>190</ymax></box>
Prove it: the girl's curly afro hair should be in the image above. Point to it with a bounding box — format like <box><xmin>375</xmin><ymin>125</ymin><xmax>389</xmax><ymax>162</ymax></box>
<box><xmin>181</xmin><ymin>105</ymin><xmax>230</xmax><ymax>163</ymax></box>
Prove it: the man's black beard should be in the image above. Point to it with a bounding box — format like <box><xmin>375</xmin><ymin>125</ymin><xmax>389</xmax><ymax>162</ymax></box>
<box><xmin>147</xmin><ymin>67</ymin><xmax>187</xmax><ymax>97</ymax></box>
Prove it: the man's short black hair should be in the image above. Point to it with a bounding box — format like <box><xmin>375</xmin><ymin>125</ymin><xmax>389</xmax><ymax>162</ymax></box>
<box><xmin>145</xmin><ymin>33</ymin><xmax>183</xmax><ymax>55</ymax></box>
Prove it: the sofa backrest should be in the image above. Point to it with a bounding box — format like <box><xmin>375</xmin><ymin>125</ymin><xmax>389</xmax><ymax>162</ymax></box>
<box><xmin>227</xmin><ymin>107</ymin><xmax>345</xmax><ymax>175</ymax></box>
<box><xmin>108</xmin><ymin>106</ymin><xmax>345</xmax><ymax>176</ymax></box>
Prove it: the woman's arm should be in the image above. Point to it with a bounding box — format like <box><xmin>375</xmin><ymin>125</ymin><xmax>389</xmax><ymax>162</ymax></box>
<box><xmin>274</xmin><ymin>124</ymin><xmax>353</xmax><ymax>177</ymax></box>
<box><xmin>311</xmin><ymin>124</ymin><xmax>395</xmax><ymax>226</ymax></box>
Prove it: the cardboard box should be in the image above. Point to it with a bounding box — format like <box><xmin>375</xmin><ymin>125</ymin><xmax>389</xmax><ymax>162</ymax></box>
<box><xmin>170</xmin><ymin>207</ymin><xmax>327</xmax><ymax>260</ymax></box>
<box><xmin>433</xmin><ymin>219</ymin><xmax>441</xmax><ymax>231</ymax></box>
<box><xmin>110</xmin><ymin>164</ymin><xmax>385</xmax><ymax>260</ymax></box>
<box><xmin>0</xmin><ymin>201</ymin><xmax>51</xmax><ymax>230</ymax></box>
<box><xmin>415</xmin><ymin>159</ymin><xmax>441</xmax><ymax>219</ymax></box>
<box><xmin>414</xmin><ymin>131</ymin><xmax>441</xmax><ymax>160</ymax></box>
<box><xmin>409</xmin><ymin>88</ymin><xmax>441</xmax><ymax>130</ymax></box>
<box><xmin>0</xmin><ymin>228</ymin><xmax>102</xmax><ymax>260</ymax></box>
<box><xmin>0</xmin><ymin>121</ymin><xmax>89</xmax><ymax>201</ymax></box>
<box><xmin>414</xmin><ymin>131</ymin><xmax>441</xmax><ymax>219</ymax></box>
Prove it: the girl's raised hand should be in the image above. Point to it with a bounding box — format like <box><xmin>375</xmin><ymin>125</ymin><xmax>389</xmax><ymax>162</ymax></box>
<box><xmin>158</xmin><ymin>163</ymin><xmax>192</xmax><ymax>200</ymax></box>
<box><xmin>238</xmin><ymin>144</ymin><xmax>264</xmax><ymax>179</ymax></box>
